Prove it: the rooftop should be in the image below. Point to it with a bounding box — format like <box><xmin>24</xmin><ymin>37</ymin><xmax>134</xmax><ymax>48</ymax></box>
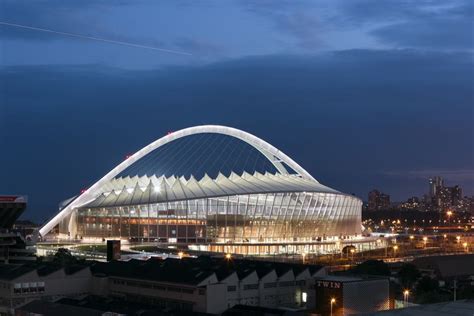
<box><xmin>412</xmin><ymin>254</ymin><xmax>474</xmax><ymax>278</ymax></box>
<box><xmin>91</xmin><ymin>256</ymin><xmax>324</xmax><ymax>285</ymax></box>
<box><xmin>0</xmin><ymin>262</ymin><xmax>91</xmax><ymax>281</ymax></box>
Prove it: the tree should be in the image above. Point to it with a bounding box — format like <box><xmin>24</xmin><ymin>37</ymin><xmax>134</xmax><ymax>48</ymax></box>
<box><xmin>398</xmin><ymin>263</ymin><xmax>421</xmax><ymax>288</ymax></box>
<box><xmin>352</xmin><ymin>260</ymin><xmax>390</xmax><ymax>276</ymax></box>
<box><xmin>52</xmin><ymin>248</ymin><xmax>77</xmax><ymax>265</ymax></box>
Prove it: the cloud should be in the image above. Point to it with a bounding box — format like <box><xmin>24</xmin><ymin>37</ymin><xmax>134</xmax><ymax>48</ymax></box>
<box><xmin>0</xmin><ymin>0</ymin><xmax>135</xmax><ymax>41</ymax></box>
<box><xmin>239</xmin><ymin>0</ymin><xmax>325</xmax><ymax>49</ymax></box>
<box><xmin>173</xmin><ymin>37</ymin><xmax>224</xmax><ymax>55</ymax></box>
<box><xmin>338</xmin><ymin>0</ymin><xmax>473</xmax><ymax>50</ymax></box>
<box><xmin>239</xmin><ymin>0</ymin><xmax>473</xmax><ymax>51</ymax></box>
<box><xmin>0</xmin><ymin>49</ymin><xmax>472</xmax><ymax>219</ymax></box>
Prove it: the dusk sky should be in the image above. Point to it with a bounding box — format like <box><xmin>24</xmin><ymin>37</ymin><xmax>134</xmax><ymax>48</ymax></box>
<box><xmin>0</xmin><ymin>0</ymin><xmax>473</xmax><ymax>223</ymax></box>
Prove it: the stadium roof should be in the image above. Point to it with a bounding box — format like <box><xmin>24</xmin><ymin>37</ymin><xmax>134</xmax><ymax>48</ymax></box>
<box><xmin>84</xmin><ymin>172</ymin><xmax>339</xmax><ymax>208</ymax></box>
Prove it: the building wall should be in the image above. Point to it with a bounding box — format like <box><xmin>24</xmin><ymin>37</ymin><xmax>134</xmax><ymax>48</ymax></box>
<box><xmin>343</xmin><ymin>279</ymin><xmax>390</xmax><ymax>314</ymax></box>
<box><xmin>0</xmin><ymin>268</ymin><xmax>91</xmax><ymax>315</ymax></box>
<box><xmin>2</xmin><ymin>262</ymin><xmax>327</xmax><ymax>315</ymax></box>
<box><xmin>314</xmin><ymin>278</ymin><xmax>389</xmax><ymax>316</ymax></box>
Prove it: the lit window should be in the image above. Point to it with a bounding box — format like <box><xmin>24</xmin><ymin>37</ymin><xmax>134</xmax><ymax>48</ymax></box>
<box><xmin>302</xmin><ymin>292</ymin><xmax>307</xmax><ymax>303</ymax></box>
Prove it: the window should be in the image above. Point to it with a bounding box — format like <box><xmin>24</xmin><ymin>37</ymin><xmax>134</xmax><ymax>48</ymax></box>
<box><xmin>182</xmin><ymin>288</ymin><xmax>194</xmax><ymax>294</ymax></box>
<box><xmin>302</xmin><ymin>292</ymin><xmax>307</xmax><ymax>303</ymax></box>
<box><xmin>243</xmin><ymin>284</ymin><xmax>258</xmax><ymax>290</ymax></box>
<box><xmin>278</xmin><ymin>281</ymin><xmax>294</xmax><ymax>287</ymax></box>
<box><xmin>227</xmin><ymin>285</ymin><xmax>237</xmax><ymax>292</ymax></box>
<box><xmin>264</xmin><ymin>282</ymin><xmax>277</xmax><ymax>288</ymax></box>
<box><xmin>167</xmin><ymin>286</ymin><xmax>181</xmax><ymax>293</ymax></box>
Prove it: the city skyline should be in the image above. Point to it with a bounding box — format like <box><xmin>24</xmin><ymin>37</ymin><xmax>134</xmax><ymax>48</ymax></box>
<box><xmin>1</xmin><ymin>0</ymin><xmax>473</xmax><ymax>222</ymax></box>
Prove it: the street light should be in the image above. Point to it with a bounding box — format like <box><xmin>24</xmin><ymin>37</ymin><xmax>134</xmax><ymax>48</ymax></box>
<box><xmin>225</xmin><ymin>253</ymin><xmax>232</xmax><ymax>260</ymax></box>
<box><xmin>350</xmin><ymin>248</ymin><xmax>355</xmax><ymax>263</ymax></box>
<box><xmin>423</xmin><ymin>237</ymin><xmax>428</xmax><ymax>248</ymax></box>
<box><xmin>393</xmin><ymin>245</ymin><xmax>398</xmax><ymax>257</ymax></box>
<box><xmin>403</xmin><ymin>289</ymin><xmax>410</xmax><ymax>307</ymax></box>
<box><xmin>330</xmin><ymin>298</ymin><xmax>336</xmax><ymax>316</ymax></box>
<box><xmin>447</xmin><ymin>210</ymin><xmax>453</xmax><ymax>235</ymax></box>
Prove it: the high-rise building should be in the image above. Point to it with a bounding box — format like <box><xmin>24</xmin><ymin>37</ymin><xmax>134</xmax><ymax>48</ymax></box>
<box><xmin>368</xmin><ymin>190</ymin><xmax>390</xmax><ymax>211</ymax></box>
<box><xmin>437</xmin><ymin>185</ymin><xmax>463</xmax><ymax>211</ymax></box>
<box><xmin>429</xmin><ymin>176</ymin><xmax>444</xmax><ymax>198</ymax></box>
<box><xmin>451</xmin><ymin>185</ymin><xmax>463</xmax><ymax>206</ymax></box>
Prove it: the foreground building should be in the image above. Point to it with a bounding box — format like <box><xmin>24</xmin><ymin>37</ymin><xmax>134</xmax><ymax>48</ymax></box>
<box><xmin>2</xmin><ymin>256</ymin><xmax>326</xmax><ymax>315</ymax></box>
<box><xmin>0</xmin><ymin>195</ymin><xmax>35</xmax><ymax>263</ymax></box>
<box><xmin>0</xmin><ymin>262</ymin><xmax>91</xmax><ymax>315</ymax></box>
<box><xmin>314</xmin><ymin>275</ymin><xmax>390</xmax><ymax>315</ymax></box>
<box><xmin>39</xmin><ymin>125</ymin><xmax>363</xmax><ymax>254</ymax></box>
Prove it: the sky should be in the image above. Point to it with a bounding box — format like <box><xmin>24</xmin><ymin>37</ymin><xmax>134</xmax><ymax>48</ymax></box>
<box><xmin>0</xmin><ymin>0</ymin><xmax>473</xmax><ymax>223</ymax></box>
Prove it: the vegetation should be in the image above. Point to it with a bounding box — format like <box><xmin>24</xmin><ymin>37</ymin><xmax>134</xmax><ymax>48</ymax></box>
<box><xmin>398</xmin><ymin>263</ymin><xmax>421</xmax><ymax>288</ymax></box>
<box><xmin>351</xmin><ymin>260</ymin><xmax>390</xmax><ymax>276</ymax></box>
<box><xmin>51</xmin><ymin>248</ymin><xmax>84</xmax><ymax>265</ymax></box>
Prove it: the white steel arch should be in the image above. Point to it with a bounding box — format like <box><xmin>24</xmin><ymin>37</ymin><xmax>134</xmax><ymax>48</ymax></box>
<box><xmin>39</xmin><ymin>125</ymin><xmax>317</xmax><ymax>236</ymax></box>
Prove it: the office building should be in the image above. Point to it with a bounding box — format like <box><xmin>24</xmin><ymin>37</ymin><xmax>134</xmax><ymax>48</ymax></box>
<box><xmin>368</xmin><ymin>190</ymin><xmax>390</xmax><ymax>211</ymax></box>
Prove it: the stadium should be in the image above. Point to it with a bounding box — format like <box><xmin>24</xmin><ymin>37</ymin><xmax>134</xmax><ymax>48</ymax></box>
<box><xmin>39</xmin><ymin>125</ymin><xmax>364</xmax><ymax>254</ymax></box>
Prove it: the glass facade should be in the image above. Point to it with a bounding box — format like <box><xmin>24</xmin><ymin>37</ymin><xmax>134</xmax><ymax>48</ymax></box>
<box><xmin>63</xmin><ymin>192</ymin><xmax>361</xmax><ymax>243</ymax></box>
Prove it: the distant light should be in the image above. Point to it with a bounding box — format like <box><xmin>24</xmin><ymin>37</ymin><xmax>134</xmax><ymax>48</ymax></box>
<box><xmin>80</xmin><ymin>188</ymin><xmax>87</xmax><ymax>194</ymax></box>
<box><xmin>178</xmin><ymin>251</ymin><xmax>184</xmax><ymax>259</ymax></box>
<box><xmin>225</xmin><ymin>253</ymin><xmax>232</xmax><ymax>260</ymax></box>
<box><xmin>330</xmin><ymin>298</ymin><xmax>336</xmax><ymax>304</ymax></box>
<box><xmin>125</xmin><ymin>154</ymin><xmax>132</xmax><ymax>160</ymax></box>
<box><xmin>167</xmin><ymin>131</ymin><xmax>174</xmax><ymax>135</ymax></box>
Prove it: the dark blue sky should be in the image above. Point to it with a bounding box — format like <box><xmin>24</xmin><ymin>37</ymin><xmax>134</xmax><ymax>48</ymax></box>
<box><xmin>0</xmin><ymin>0</ymin><xmax>473</xmax><ymax>223</ymax></box>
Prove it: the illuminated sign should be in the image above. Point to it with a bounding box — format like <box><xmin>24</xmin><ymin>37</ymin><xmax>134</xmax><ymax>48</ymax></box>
<box><xmin>316</xmin><ymin>281</ymin><xmax>342</xmax><ymax>289</ymax></box>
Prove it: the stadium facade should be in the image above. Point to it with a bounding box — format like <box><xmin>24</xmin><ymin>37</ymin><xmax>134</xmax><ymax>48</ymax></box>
<box><xmin>39</xmin><ymin>126</ymin><xmax>363</xmax><ymax>254</ymax></box>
